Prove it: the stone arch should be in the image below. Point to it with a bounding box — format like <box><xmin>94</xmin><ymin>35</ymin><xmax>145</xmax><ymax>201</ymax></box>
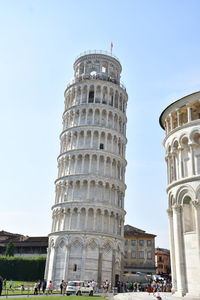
<box><xmin>114</xmin><ymin>114</ymin><xmax>118</xmax><ymax>130</ymax></box>
<box><xmin>190</xmin><ymin>130</ymin><xmax>200</xmax><ymax>144</ymax></box>
<box><xmin>172</xmin><ymin>139</ymin><xmax>179</xmax><ymax>151</ymax></box>
<box><xmin>179</xmin><ymin>135</ymin><xmax>189</xmax><ymax>177</ymax></box>
<box><xmin>87</xmin><ymin>208</ymin><xmax>94</xmax><ymax>230</ymax></box>
<box><xmin>196</xmin><ymin>184</ymin><xmax>200</xmax><ymax>199</ymax></box>
<box><xmin>93</xmin><ymin>130</ymin><xmax>99</xmax><ymax>148</ymax></box>
<box><xmin>96</xmin><ymin>208</ymin><xmax>102</xmax><ymax>231</ymax></box>
<box><xmin>64</xmin><ymin>208</ymin><xmax>71</xmax><ymax>230</ymax></box>
<box><xmin>103</xmin><ymin>209</ymin><xmax>109</xmax><ymax>232</ymax></box>
<box><xmin>90</xmin><ymin>180</ymin><xmax>96</xmax><ymax>200</ymax></box>
<box><xmin>100</xmin><ymin>131</ymin><xmax>106</xmax><ymax>150</ymax></box>
<box><xmin>96</xmin><ymin>181</ymin><xmax>103</xmax><ymax>202</ymax></box>
<box><xmin>114</xmin><ymin>90</ymin><xmax>119</xmax><ymax>108</ymax></box>
<box><xmin>82</xmin><ymin>85</ymin><xmax>88</xmax><ymax>104</ymax></box>
<box><xmin>168</xmin><ymin>192</ymin><xmax>175</xmax><ymax>208</ymax></box>
<box><xmin>80</xmin><ymin>207</ymin><xmax>86</xmax><ymax>228</ymax></box>
<box><xmin>74</xmin><ymin>180</ymin><xmax>81</xmax><ymax>200</ymax></box>
<box><xmin>91</xmin><ymin>154</ymin><xmax>98</xmax><ymax>173</ymax></box>
<box><xmin>85</xmin><ymin>130</ymin><xmax>91</xmax><ymax>148</ymax></box>
<box><xmin>102</xmin><ymin>86</ymin><xmax>108</xmax><ymax>104</ymax></box>
<box><xmin>182</xmin><ymin>195</ymin><xmax>195</xmax><ymax>233</ymax></box>
<box><xmin>94</xmin><ymin>109</ymin><xmax>100</xmax><ymax>125</ymax></box>
<box><xmin>108</xmin><ymin>111</ymin><xmax>113</xmax><ymax>128</ymax></box>
<box><xmin>99</xmin><ymin>155</ymin><xmax>104</xmax><ymax>175</ymax></box>
<box><xmin>71</xmin><ymin>207</ymin><xmax>78</xmax><ymax>229</ymax></box>
<box><xmin>176</xmin><ymin>185</ymin><xmax>195</xmax><ymax>205</ymax></box>
<box><xmin>109</xmin><ymin>88</ymin><xmax>114</xmax><ymax>106</ymax></box>
<box><xmin>101</xmin><ymin>109</ymin><xmax>107</xmax><ymax>126</ymax></box>
<box><xmin>95</xmin><ymin>85</ymin><xmax>101</xmax><ymax>103</ymax></box>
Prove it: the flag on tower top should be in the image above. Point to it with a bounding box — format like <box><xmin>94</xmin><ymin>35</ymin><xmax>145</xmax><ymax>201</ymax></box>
<box><xmin>110</xmin><ymin>42</ymin><xmax>113</xmax><ymax>54</ymax></box>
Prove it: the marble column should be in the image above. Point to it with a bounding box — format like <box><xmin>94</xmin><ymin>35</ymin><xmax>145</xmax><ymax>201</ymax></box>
<box><xmin>172</xmin><ymin>204</ymin><xmax>187</xmax><ymax>296</ymax></box>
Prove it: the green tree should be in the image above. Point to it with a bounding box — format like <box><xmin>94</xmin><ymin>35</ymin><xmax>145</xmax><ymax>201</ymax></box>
<box><xmin>5</xmin><ymin>241</ymin><xmax>14</xmax><ymax>256</ymax></box>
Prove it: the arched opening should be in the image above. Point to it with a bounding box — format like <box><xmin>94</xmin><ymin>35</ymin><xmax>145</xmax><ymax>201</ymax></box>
<box><xmin>183</xmin><ymin>196</ymin><xmax>195</xmax><ymax>233</ymax></box>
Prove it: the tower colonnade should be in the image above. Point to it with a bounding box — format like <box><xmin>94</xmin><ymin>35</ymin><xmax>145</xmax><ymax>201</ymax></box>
<box><xmin>64</xmin><ymin>82</ymin><xmax>127</xmax><ymax>113</ymax></box>
<box><xmin>51</xmin><ymin>206</ymin><xmax>124</xmax><ymax>236</ymax></box>
<box><xmin>62</xmin><ymin>105</ymin><xmax>127</xmax><ymax>135</ymax></box>
<box><xmin>160</xmin><ymin>91</ymin><xmax>200</xmax><ymax>297</ymax></box>
<box><xmin>60</xmin><ymin>128</ymin><xmax>126</xmax><ymax>156</ymax></box>
<box><xmin>45</xmin><ymin>51</ymin><xmax>128</xmax><ymax>287</ymax></box>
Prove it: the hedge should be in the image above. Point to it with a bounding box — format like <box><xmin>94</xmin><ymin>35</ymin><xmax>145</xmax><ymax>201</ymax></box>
<box><xmin>0</xmin><ymin>256</ymin><xmax>46</xmax><ymax>281</ymax></box>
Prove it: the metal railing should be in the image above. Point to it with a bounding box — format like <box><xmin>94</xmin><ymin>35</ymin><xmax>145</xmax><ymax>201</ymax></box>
<box><xmin>75</xmin><ymin>50</ymin><xmax>120</xmax><ymax>62</ymax></box>
<box><xmin>66</xmin><ymin>73</ymin><xmax>126</xmax><ymax>91</ymax></box>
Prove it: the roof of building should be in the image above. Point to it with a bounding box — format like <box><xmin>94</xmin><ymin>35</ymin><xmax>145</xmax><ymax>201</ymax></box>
<box><xmin>124</xmin><ymin>224</ymin><xmax>156</xmax><ymax>238</ymax></box>
<box><xmin>155</xmin><ymin>247</ymin><xmax>170</xmax><ymax>254</ymax></box>
<box><xmin>0</xmin><ymin>230</ymin><xmax>48</xmax><ymax>247</ymax></box>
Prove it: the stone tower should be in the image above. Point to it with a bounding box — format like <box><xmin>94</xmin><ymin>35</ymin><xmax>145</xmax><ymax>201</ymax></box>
<box><xmin>160</xmin><ymin>91</ymin><xmax>200</xmax><ymax>297</ymax></box>
<box><xmin>45</xmin><ymin>50</ymin><xmax>128</xmax><ymax>287</ymax></box>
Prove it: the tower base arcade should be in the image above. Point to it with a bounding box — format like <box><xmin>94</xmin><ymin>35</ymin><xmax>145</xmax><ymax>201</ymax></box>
<box><xmin>45</xmin><ymin>232</ymin><xmax>123</xmax><ymax>288</ymax></box>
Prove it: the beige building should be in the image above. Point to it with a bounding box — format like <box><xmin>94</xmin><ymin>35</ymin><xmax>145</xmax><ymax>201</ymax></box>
<box><xmin>155</xmin><ymin>247</ymin><xmax>171</xmax><ymax>276</ymax></box>
<box><xmin>123</xmin><ymin>225</ymin><xmax>156</xmax><ymax>274</ymax></box>
<box><xmin>160</xmin><ymin>91</ymin><xmax>200</xmax><ymax>297</ymax></box>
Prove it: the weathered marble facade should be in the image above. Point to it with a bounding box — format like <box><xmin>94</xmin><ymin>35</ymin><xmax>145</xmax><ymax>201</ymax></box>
<box><xmin>160</xmin><ymin>91</ymin><xmax>200</xmax><ymax>297</ymax></box>
<box><xmin>45</xmin><ymin>51</ymin><xmax>128</xmax><ymax>287</ymax></box>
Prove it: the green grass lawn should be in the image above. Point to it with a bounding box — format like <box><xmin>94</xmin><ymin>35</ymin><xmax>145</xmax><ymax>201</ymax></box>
<box><xmin>5</xmin><ymin>297</ymin><xmax>104</xmax><ymax>300</ymax></box>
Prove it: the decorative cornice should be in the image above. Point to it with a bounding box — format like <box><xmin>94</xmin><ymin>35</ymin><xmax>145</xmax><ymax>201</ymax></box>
<box><xmin>167</xmin><ymin>175</ymin><xmax>200</xmax><ymax>192</ymax></box>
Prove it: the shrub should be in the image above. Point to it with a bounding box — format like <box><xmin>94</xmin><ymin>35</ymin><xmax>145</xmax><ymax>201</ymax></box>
<box><xmin>0</xmin><ymin>256</ymin><xmax>46</xmax><ymax>281</ymax></box>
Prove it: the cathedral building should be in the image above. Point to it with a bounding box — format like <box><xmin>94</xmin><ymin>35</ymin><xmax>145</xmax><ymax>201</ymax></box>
<box><xmin>160</xmin><ymin>91</ymin><xmax>200</xmax><ymax>297</ymax></box>
<box><xmin>45</xmin><ymin>50</ymin><xmax>128</xmax><ymax>287</ymax></box>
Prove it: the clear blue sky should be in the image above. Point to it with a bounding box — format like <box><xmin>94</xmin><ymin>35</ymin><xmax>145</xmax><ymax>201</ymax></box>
<box><xmin>1</xmin><ymin>0</ymin><xmax>200</xmax><ymax>248</ymax></box>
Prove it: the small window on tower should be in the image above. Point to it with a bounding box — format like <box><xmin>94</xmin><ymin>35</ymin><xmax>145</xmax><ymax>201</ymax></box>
<box><xmin>100</xmin><ymin>143</ymin><xmax>104</xmax><ymax>150</ymax></box>
<box><xmin>73</xmin><ymin>264</ymin><xmax>77</xmax><ymax>271</ymax></box>
<box><xmin>102</xmin><ymin>66</ymin><xmax>106</xmax><ymax>73</ymax></box>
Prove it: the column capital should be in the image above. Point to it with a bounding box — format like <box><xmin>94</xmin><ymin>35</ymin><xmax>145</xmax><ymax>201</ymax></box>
<box><xmin>172</xmin><ymin>204</ymin><xmax>182</xmax><ymax>213</ymax></box>
<box><xmin>166</xmin><ymin>208</ymin><xmax>173</xmax><ymax>216</ymax></box>
<box><xmin>192</xmin><ymin>199</ymin><xmax>200</xmax><ymax>209</ymax></box>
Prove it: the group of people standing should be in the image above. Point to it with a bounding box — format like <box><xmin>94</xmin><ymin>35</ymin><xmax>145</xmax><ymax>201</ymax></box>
<box><xmin>33</xmin><ymin>279</ymin><xmax>52</xmax><ymax>294</ymax></box>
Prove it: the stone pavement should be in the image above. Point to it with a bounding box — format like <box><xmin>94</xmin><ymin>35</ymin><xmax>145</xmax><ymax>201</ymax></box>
<box><xmin>113</xmin><ymin>292</ymin><xmax>200</xmax><ymax>300</ymax></box>
<box><xmin>113</xmin><ymin>292</ymin><xmax>172</xmax><ymax>300</ymax></box>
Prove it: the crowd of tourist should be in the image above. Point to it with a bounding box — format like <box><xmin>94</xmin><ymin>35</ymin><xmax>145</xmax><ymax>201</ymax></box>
<box><xmin>0</xmin><ymin>276</ymin><xmax>172</xmax><ymax>296</ymax></box>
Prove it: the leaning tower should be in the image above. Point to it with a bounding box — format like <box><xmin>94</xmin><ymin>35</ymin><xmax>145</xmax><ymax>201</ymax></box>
<box><xmin>45</xmin><ymin>50</ymin><xmax>128</xmax><ymax>287</ymax></box>
<box><xmin>160</xmin><ymin>91</ymin><xmax>200</xmax><ymax>297</ymax></box>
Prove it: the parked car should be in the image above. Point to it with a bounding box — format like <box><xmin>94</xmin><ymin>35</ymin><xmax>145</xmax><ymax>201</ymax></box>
<box><xmin>66</xmin><ymin>281</ymin><xmax>93</xmax><ymax>296</ymax></box>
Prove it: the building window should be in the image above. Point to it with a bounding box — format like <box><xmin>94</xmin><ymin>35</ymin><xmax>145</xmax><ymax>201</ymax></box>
<box><xmin>124</xmin><ymin>251</ymin><xmax>128</xmax><ymax>258</ymax></box>
<box><xmin>125</xmin><ymin>240</ymin><xmax>128</xmax><ymax>246</ymax></box>
<box><xmin>147</xmin><ymin>251</ymin><xmax>152</xmax><ymax>259</ymax></box>
<box><xmin>131</xmin><ymin>239</ymin><xmax>137</xmax><ymax>246</ymax></box>
<box><xmin>131</xmin><ymin>251</ymin><xmax>136</xmax><ymax>258</ymax></box>
<box><xmin>139</xmin><ymin>251</ymin><xmax>144</xmax><ymax>259</ymax></box>
<box><xmin>73</xmin><ymin>264</ymin><xmax>77</xmax><ymax>271</ymax></box>
<box><xmin>100</xmin><ymin>143</ymin><xmax>104</xmax><ymax>150</ymax></box>
<box><xmin>147</xmin><ymin>240</ymin><xmax>152</xmax><ymax>246</ymax></box>
<box><xmin>139</xmin><ymin>240</ymin><xmax>144</xmax><ymax>246</ymax></box>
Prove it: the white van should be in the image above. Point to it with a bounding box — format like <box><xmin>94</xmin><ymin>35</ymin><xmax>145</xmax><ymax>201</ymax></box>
<box><xmin>66</xmin><ymin>281</ymin><xmax>93</xmax><ymax>296</ymax></box>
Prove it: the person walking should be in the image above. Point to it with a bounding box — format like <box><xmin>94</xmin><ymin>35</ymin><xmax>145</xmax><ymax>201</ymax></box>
<box><xmin>60</xmin><ymin>280</ymin><xmax>64</xmax><ymax>294</ymax></box>
<box><xmin>9</xmin><ymin>280</ymin><xmax>13</xmax><ymax>290</ymax></box>
<box><xmin>47</xmin><ymin>280</ymin><xmax>53</xmax><ymax>294</ymax></box>
<box><xmin>42</xmin><ymin>280</ymin><xmax>47</xmax><ymax>294</ymax></box>
<box><xmin>34</xmin><ymin>281</ymin><xmax>38</xmax><ymax>295</ymax></box>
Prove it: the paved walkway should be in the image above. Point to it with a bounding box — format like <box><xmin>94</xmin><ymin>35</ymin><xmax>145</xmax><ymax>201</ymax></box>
<box><xmin>114</xmin><ymin>292</ymin><xmax>172</xmax><ymax>300</ymax></box>
<box><xmin>113</xmin><ymin>292</ymin><xmax>200</xmax><ymax>300</ymax></box>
